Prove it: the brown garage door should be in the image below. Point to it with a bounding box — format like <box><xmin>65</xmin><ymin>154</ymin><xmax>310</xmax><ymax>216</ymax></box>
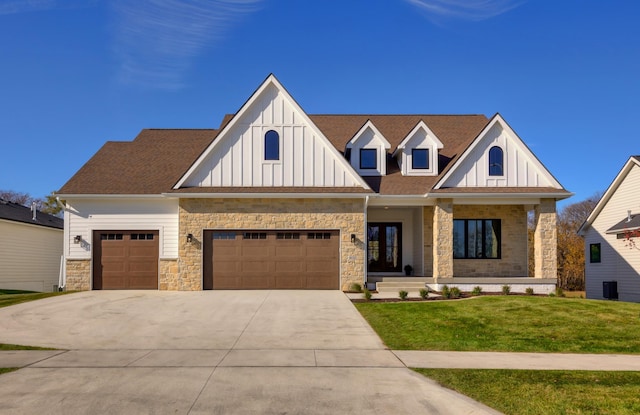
<box><xmin>203</xmin><ymin>230</ymin><xmax>339</xmax><ymax>290</ymax></box>
<box><xmin>93</xmin><ymin>231</ymin><xmax>159</xmax><ymax>290</ymax></box>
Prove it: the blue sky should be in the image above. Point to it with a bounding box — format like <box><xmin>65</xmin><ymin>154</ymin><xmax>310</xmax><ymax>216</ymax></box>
<box><xmin>1</xmin><ymin>0</ymin><xmax>638</xmax><ymax>209</ymax></box>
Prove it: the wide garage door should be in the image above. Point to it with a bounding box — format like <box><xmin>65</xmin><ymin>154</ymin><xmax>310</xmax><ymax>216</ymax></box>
<box><xmin>203</xmin><ymin>230</ymin><xmax>339</xmax><ymax>290</ymax></box>
<box><xmin>93</xmin><ymin>231</ymin><xmax>159</xmax><ymax>290</ymax></box>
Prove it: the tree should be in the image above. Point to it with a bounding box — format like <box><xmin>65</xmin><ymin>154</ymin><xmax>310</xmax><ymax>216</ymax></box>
<box><xmin>556</xmin><ymin>193</ymin><xmax>601</xmax><ymax>290</ymax></box>
<box><xmin>0</xmin><ymin>189</ymin><xmax>63</xmax><ymax>217</ymax></box>
<box><xmin>0</xmin><ymin>190</ymin><xmax>36</xmax><ymax>206</ymax></box>
<box><xmin>41</xmin><ymin>192</ymin><xmax>65</xmax><ymax>217</ymax></box>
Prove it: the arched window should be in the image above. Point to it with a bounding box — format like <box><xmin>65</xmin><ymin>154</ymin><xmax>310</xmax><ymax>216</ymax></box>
<box><xmin>488</xmin><ymin>146</ymin><xmax>503</xmax><ymax>176</ymax></box>
<box><xmin>264</xmin><ymin>130</ymin><xmax>279</xmax><ymax>160</ymax></box>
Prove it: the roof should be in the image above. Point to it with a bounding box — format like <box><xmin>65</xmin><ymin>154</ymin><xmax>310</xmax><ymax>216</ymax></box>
<box><xmin>578</xmin><ymin>156</ymin><xmax>640</xmax><ymax>235</ymax></box>
<box><xmin>606</xmin><ymin>213</ymin><xmax>640</xmax><ymax>234</ymax></box>
<box><xmin>0</xmin><ymin>199</ymin><xmax>63</xmax><ymax>229</ymax></box>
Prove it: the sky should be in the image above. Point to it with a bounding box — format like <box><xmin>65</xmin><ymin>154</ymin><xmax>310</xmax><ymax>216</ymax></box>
<box><xmin>1</xmin><ymin>0</ymin><xmax>638</xmax><ymax>210</ymax></box>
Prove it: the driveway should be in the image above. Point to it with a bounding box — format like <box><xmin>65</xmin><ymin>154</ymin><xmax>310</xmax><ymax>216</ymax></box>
<box><xmin>0</xmin><ymin>291</ymin><xmax>499</xmax><ymax>414</ymax></box>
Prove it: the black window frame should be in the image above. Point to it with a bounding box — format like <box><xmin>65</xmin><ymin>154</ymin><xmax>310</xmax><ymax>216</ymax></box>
<box><xmin>590</xmin><ymin>243</ymin><xmax>601</xmax><ymax>263</ymax></box>
<box><xmin>453</xmin><ymin>219</ymin><xmax>501</xmax><ymax>259</ymax></box>
<box><xmin>489</xmin><ymin>146</ymin><xmax>504</xmax><ymax>176</ymax></box>
<box><xmin>264</xmin><ymin>130</ymin><xmax>280</xmax><ymax>161</ymax></box>
<box><xmin>360</xmin><ymin>148</ymin><xmax>377</xmax><ymax>169</ymax></box>
<box><xmin>411</xmin><ymin>148</ymin><xmax>429</xmax><ymax>169</ymax></box>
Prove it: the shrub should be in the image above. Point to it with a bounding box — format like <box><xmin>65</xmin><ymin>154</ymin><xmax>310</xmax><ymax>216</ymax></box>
<box><xmin>362</xmin><ymin>288</ymin><xmax>372</xmax><ymax>301</ymax></box>
<box><xmin>471</xmin><ymin>286</ymin><xmax>483</xmax><ymax>296</ymax></box>
<box><xmin>502</xmin><ymin>285</ymin><xmax>511</xmax><ymax>295</ymax></box>
<box><xmin>419</xmin><ymin>288</ymin><xmax>429</xmax><ymax>300</ymax></box>
<box><xmin>441</xmin><ymin>285</ymin><xmax>451</xmax><ymax>299</ymax></box>
<box><xmin>350</xmin><ymin>283</ymin><xmax>362</xmax><ymax>293</ymax></box>
<box><xmin>450</xmin><ymin>287</ymin><xmax>461</xmax><ymax>299</ymax></box>
<box><xmin>525</xmin><ymin>287</ymin><xmax>534</xmax><ymax>296</ymax></box>
<box><xmin>399</xmin><ymin>290</ymin><xmax>409</xmax><ymax>300</ymax></box>
<box><xmin>555</xmin><ymin>287</ymin><xmax>566</xmax><ymax>297</ymax></box>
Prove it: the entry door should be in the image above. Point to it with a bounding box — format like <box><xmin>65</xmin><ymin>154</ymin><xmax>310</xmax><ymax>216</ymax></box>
<box><xmin>367</xmin><ymin>223</ymin><xmax>402</xmax><ymax>272</ymax></box>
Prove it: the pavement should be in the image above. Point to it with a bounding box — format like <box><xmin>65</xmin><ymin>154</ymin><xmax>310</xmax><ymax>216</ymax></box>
<box><xmin>0</xmin><ymin>290</ymin><xmax>501</xmax><ymax>415</ymax></box>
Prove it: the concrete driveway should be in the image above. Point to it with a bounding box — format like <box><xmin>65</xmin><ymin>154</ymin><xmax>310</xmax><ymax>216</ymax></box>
<box><xmin>0</xmin><ymin>291</ymin><xmax>499</xmax><ymax>414</ymax></box>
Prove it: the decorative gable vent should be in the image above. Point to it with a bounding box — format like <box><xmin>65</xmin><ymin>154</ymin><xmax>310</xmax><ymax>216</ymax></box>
<box><xmin>345</xmin><ymin>120</ymin><xmax>391</xmax><ymax>177</ymax></box>
<box><xmin>393</xmin><ymin>121</ymin><xmax>443</xmax><ymax>176</ymax></box>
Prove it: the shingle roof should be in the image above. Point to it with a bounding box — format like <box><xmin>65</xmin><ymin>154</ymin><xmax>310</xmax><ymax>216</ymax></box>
<box><xmin>0</xmin><ymin>199</ymin><xmax>63</xmax><ymax>229</ymax></box>
<box><xmin>606</xmin><ymin>213</ymin><xmax>640</xmax><ymax>233</ymax></box>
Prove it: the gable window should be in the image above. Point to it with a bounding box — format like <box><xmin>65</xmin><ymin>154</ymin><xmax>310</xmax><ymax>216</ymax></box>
<box><xmin>453</xmin><ymin>219</ymin><xmax>501</xmax><ymax>259</ymax></box>
<box><xmin>489</xmin><ymin>146</ymin><xmax>504</xmax><ymax>176</ymax></box>
<box><xmin>360</xmin><ymin>148</ymin><xmax>377</xmax><ymax>169</ymax></box>
<box><xmin>412</xmin><ymin>148</ymin><xmax>429</xmax><ymax>169</ymax></box>
<box><xmin>590</xmin><ymin>243</ymin><xmax>601</xmax><ymax>263</ymax></box>
<box><xmin>264</xmin><ymin>130</ymin><xmax>279</xmax><ymax>161</ymax></box>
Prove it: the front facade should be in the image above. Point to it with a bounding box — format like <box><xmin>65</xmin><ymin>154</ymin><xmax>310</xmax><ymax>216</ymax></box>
<box><xmin>579</xmin><ymin>156</ymin><xmax>640</xmax><ymax>302</ymax></box>
<box><xmin>58</xmin><ymin>75</ymin><xmax>570</xmax><ymax>293</ymax></box>
<box><xmin>0</xmin><ymin>199</ymin><xmax>64</xmax><ymax>292</ymax></box>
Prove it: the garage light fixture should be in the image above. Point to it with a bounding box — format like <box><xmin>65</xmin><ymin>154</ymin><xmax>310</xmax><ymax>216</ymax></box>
<box><xmin>73</xmin><ymin>235</ymin><xmax>82</xmax><ymax>244</ymax></box>
<box><xmin>351</xmin><ymin>234</ymin><xmax>356</xmax><ymax>243</ymax></box>
<box><xmin>186</xmin><ymin>233</ymin><xmax>193</xmax><ymax>243</ymax></box>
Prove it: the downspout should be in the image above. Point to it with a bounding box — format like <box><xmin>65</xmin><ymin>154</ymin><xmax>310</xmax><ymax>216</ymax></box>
<box><xmin>364</xmin><ymin>196</ymin><xmax>369</xmax><ymax>288</ymax></box>
<box><xmin>57</xmin><ymin>197</ymin><xmax>66</xmax><ymax>290</ymax></box>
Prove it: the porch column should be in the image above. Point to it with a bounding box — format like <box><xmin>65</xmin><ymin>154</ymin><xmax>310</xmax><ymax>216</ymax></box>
<box><xmin>433</xmin><ymin>198</ymin><xmax>454</xmax><ymax>281</ymax></box>
<box><xmin>534</xmin><ymin>198</ymin><xmax>557</xmax><ymax>279</ymax></box>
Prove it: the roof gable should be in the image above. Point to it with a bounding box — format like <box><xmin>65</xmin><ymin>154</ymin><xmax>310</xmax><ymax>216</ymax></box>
<box><xmin>435</xmin><ymin>114</ymin><xmax>563</xmax><ymax>190</ymax></box>
<box><xmin>175</xmin><ymin>74</ymin><xmax>370</xmax><ymax>190</ymax></box>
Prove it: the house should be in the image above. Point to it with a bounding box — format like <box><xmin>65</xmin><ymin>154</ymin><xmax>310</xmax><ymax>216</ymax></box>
<box><xmin>579</xmin><ymin>156</ymin><xmax>640</xmax><ymax>302</ymax></box>
<box><xmin>56</xmin><ymin>74</ymin><xmax>571</xmax><ymax>293</ymax></box>
<box><xmin>0</xmin><ymin>199</ymin><xmax>64</xmax><ymax>292</ymax></box>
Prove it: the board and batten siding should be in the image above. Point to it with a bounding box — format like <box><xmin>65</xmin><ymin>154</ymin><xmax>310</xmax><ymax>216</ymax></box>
<box><xmin>441</xmin><ymin>122</ymin><xmax>556</xmax><ymax>188</ymax></box>
<box><xmin>183</xmin><ymin>84</ymin><xmax>360</xmax><ymax>188</ymax></box>
<box><xmin>65</xmin><ymin>198</ymin><xmax>179</xmax><ymax>259</ymax></box>
<box><xmin>585</xmin><ymin>164</ymin><xmax>640</xmax><ymax>302</ymax></box>
<box><xmin>0</xmin><ymin>220</ymin><xmax>63</xmax><ymax>292</ymax></box>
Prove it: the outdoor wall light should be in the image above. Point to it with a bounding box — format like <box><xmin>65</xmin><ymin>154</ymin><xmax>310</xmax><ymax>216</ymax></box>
<box><xmin>73</xmin><ymin>235</ymin><xmax>82</xmax><ymax>244</ymax></box>
<box><xmin>351</xmin><ymin>234</ymin><xmax>356</xmax><ymax>243</ymax></box>
<box><xmin>186</xmin><ymin>233</ymin><xmax>193</xmax><ymax>243</ymax></box>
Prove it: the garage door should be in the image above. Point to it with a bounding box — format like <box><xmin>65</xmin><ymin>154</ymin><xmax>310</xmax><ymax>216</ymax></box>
<box><xmin>203</xmin><ymin>230</ymin><xmax>339</xmax><ymax>290</ymax></box>
<box><xmin>92</xmin><ymin>231</ymin><xmax>159</xmax><ymax>290</ymax></box>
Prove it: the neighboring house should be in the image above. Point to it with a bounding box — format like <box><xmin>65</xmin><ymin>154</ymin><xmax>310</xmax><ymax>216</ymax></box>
<box><xmin>579</xmin><ymin>156</ymin><xmax>640</xmax><ymax>302</ymax></box>
<box><xmin>0</xmin><ymin>199</ymin><xmax>64</xmax><ymax>292</ymax></box>
<box><xmin>57</xmin><ymin>74</ymin><xmax>571</xmax><ymax>292</ymax></box>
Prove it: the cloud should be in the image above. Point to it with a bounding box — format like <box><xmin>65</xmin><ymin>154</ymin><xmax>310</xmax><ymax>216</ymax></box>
<box><xmin>0</xmin><ymin>0</ymin><xmax>92</xmax><ymax>15</ymax></box>
<box><xmin>406</xmin><ymin>0</ymin><xmax>524</xmax><ymax>21</ymax></box>
<box><xmin>109</xmin><ymin>0</ymin><xmax>262</xmax><ymax>90</ymax></box>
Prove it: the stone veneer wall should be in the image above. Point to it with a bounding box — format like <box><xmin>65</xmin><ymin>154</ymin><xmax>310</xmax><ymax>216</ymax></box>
<box><xmin>178</xmin><ymin>198</ymin><xmax>365</xmax><ymax>291</ymax></box>
<box><xmin>433</xmin><ymin>199</ymin><xmax>454</xmax><ymax>279</ymax></box>
<box><xmin>159</xmin><ymin>259</ymin><xmax>180</xmax><ymax>290</ymax></box>
<box><xmin>534</xmin><ymin>198</ymin><xmax>557</xmax><ymax>279</ymax></box>
<box><xmin>423</xmin><ymin>206</ymin><xmax>434</xmax><ymax>277</ymax></box>
<box><xmin>453</xmin><ymin>204</ymin><xmax>528</xmax><ymax>277</ymax></box>
<box><xmin>65</xmin><ymin>259</ymin><xmax>91</xmax><ymax>291</ymax></box>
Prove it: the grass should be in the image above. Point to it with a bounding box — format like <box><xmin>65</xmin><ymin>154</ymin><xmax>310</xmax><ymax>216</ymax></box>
<box><xmin>355</xmin><ymin>296</ymin><xmax>640</xmax><ymax>353</ymax></box>
<box><xmin>0</xmin><ymin>344</ymin><xmax>56</xmax><ymax>350</ymax></box>
<box><xmin>0</xmin><ymin>368</ymin><xmax>18</xmax><ymax>376</ymax></box>
<box><xmin>0</xmin><ymin>289</ymin><xmax>73</xmax><ymax>309</ymax></box>
<box><xmin>417</xmin><ymin>369</ymin><xmax>640</xmax><ymax>415</ymax></box>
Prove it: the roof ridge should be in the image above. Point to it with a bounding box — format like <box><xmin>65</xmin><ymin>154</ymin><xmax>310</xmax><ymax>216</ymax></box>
<box><xmin>308</xmin><ymin>113</ymin><xmax>487</xmax><ymax>117</ymax></box>
<box><xmin>142</xmin><ymin>128</ymin><xmax>217</xmax><ymax>131</ymax></box>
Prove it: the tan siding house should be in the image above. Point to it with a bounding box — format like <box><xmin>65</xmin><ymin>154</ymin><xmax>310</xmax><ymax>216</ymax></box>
<box><xmin>57</xmin><ymin>74</ymin><xmax>571</xmax><ymax>293</ymax></box>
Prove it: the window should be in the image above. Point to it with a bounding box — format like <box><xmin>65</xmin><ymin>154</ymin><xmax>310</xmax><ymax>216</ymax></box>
<box><xmin>277</xmin><ymin>232</ymin><xmax>300</xmax><ymax>240</ymax></box>
<box><xmin>213</xmin><ymin>232</ymin><xmax>236</xmax><ymax>240</ymax></box>
<box><xmin>264</xmin><ymin>130</ymin><xmax>279</xmax><ymax>161</ymax></box>
<box><xmin>243</xmin><ymin>232</ymin><xmax>267</xmax><ymax>240</ymax></box>
<box><xmin>131</xmin><ymin>233</ymin><xmax>154</xmax><ymax>240</ymax></box>
<box><xmin>367</xmin><ymin>223</ymin><xmax>402</xmax><ymax>272</ymax></box>
<box><xmin>590</xmin><ymin>243</ymin><xmax>601</xmax><ymax>263</ymax></box>
<box><xmin>412</xmin><ymin>148</ymin><xmax>429</xmax><ymax>169</ymax></box>
<box><xmin>100</xmin><ymin>233</ymin><xmax>123</xmax><ymax>240</ymax></box>
<box><xmin>308</xmin><ymin>232</ymin><xmax>331</xmax><ymax>240</ymax></box>
<box><xmin>489</xmin><ymin>146</ymin><xmax>504</xmax><ymax>176</ymax></box>
<box><xmin>360</xmin><ymin>148</ymin><xmax>377</xmax><ymax>169</ymax></box>
<box><xmin>453</xmin><ymin>219</ymin><xmax>501</xmax><ymax>259</ymax></box>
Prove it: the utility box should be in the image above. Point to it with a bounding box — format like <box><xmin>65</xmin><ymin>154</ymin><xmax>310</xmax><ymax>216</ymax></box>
<box><xmin>603</xmin><ymin>281</ymin><xmax>618</xmax><ymax>300</ymax></box>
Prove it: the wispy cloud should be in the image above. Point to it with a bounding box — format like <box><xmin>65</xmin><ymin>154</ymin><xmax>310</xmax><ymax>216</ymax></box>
<box><xmin>109</xmin><ymin>0</ymin><xmax>262</xmax><ymax>90</ymax></box>
<box><xmin>0</xmin><ymin>0</ymin><xmax>92</xmax><ymax>15</ymax></box>
<box><xmin>406</xmin><ymin>0</ymin><xmax>524</xmax><ymax>21</ymax></box>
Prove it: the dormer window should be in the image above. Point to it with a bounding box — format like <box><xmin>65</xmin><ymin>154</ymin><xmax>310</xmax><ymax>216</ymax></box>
<box><xmin>412</xmin><ymin>149</ymin><xmax>429</xmax><ymax>169</ymax></box>
<box><xmin>360</xmin><ymin>148</ymin><xmax>377</xmax><ymax>169</ymax></box>
<box><xmin>265</xmin><ymin>130</ymin><xmax>279</xmax><ymax>161</ymax></box>
<box><xmin>489</xmin><ymin>146</ymin><xmax>503</xmax><ymax>176</ymax></box>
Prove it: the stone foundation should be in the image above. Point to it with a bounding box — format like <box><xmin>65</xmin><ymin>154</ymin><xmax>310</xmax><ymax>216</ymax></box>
<box><xmin>65</xmin><ymin>259</ymin><xmax>91</xmax><ymax>291</ymax></box>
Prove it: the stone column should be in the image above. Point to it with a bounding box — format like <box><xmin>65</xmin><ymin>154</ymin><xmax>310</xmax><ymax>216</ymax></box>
<box><xmin>534</xmin><ymin>198</ymin><xmax>557</xmax><ymax>279</ymax></box>
<box><xmin>433</xmin><ymin>198</ymin><xmax>454</xmax><ymax>281</ymax></box>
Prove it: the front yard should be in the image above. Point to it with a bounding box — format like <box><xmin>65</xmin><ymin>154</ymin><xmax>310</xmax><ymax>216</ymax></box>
<box><xmin>355</xmin><ymin>296</ymin><xmax>640</xmax><ymax>415</ymax></box>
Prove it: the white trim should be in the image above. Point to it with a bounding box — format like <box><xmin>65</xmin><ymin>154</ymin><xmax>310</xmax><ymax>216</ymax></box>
<box><xmin>161</xmin><ymin>192</ymin><xmax>370</xmax><ymax>199</ymax></box>
<box><xmin>346</xmin><ymin>120</ymin><xmax>391</xmax><ymax>149</ymax></box>
<box><xmin>55</xmin><ymin>194</ymin><xmax>165</xmax><ymax>199</ymax></box>
<box><xmin>392</xmin><ymin>120</ymin><xmax>443</xmax><ymax>156</ymax></box>
<box><xmin>173</xmin><ymin>74</ymin><xmax>371</xmax><ymax>191</ymax></box>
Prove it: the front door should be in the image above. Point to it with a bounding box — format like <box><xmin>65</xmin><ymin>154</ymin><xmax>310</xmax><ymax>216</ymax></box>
<box><xmin>367</xmin><ymin>223</ymin><xmax>402</xmax><ymax>272</ymax></box>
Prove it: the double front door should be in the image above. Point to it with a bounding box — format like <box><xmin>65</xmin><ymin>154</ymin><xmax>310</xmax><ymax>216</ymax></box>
<box><xmin>367</xmin><ymin>222</ymin><xmax>402</xmax><ymax>272</ymax></box>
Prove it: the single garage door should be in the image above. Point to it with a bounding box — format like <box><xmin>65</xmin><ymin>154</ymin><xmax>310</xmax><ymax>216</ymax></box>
<box><xmin>93</xmin><ymin>230</ymin><xmax>159</xmax><ymax>290</ymax></box>
<box><xmin>203</xmin><ymin>230</ymin><xmax>339</xmax><ymax>290</ymax></box>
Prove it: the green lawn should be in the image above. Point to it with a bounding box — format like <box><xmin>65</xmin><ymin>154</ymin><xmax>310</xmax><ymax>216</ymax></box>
<box><xmin>417</xmin><ymin>369</ymin><xmax>640</xmax><ymax>415</ymax></box>
<box><xmin>0</xmin><ymin>368</ymin><xmax>18</xmax><ymax>376</ymax></box>
<box><xmin>355</xmin><ymin>296</ymin><xmax>640</xmax><ymax>353</ymax></box>
<box><xmin>0</xmin><ymin>289</ymin><xmax>72</xmax><ymax>309</ymax></box>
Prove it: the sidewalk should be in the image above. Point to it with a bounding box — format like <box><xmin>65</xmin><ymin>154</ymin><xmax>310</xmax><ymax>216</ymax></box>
<box><xmin>3</xmin><ymin>349</ymin><xmax>640</xmax><ymax>371</ymax></box>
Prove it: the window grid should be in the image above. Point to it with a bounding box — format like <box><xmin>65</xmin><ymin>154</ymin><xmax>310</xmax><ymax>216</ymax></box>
<box><xmin>453</xmin><ymin>219</ymin><xmax>501</xmax><ymax>259</ymax></box>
